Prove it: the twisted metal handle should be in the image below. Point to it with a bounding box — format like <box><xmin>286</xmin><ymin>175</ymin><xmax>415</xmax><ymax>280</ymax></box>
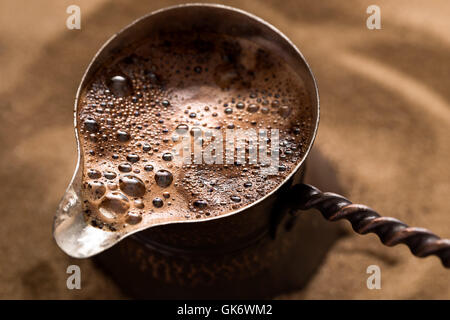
<box><xmin>293</xmin><ymin>184</ymin><xmax>450</xmax><ymax>268</ymax></box>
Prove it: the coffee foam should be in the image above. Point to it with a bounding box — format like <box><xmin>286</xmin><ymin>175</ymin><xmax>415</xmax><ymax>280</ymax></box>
<box><xmin>77</xmin><ymin>33</ymin><xmax>313</xmax><ymax>231</ymax></box>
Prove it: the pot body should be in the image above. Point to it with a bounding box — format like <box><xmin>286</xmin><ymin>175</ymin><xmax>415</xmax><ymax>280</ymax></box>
<box><xmin>89</xmin><ymin>4</ymin><xmax>334</xmax><ymax>299</ymax></box>
<box><xmin>94</xmin><ymin>163</ymin><xmax>343</xmax><ymax>299</ymax></box>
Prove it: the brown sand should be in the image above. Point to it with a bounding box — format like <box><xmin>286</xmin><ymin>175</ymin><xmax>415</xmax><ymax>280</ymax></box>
<box><xmin>0</xmin><ymin>0</ymin><xmax>448</xmax><ymax>299</ymax></box>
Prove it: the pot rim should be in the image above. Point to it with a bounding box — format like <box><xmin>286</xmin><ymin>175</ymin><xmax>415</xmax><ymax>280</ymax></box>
<box><xmin>55</xmin><ymin>3</ymin><xmax>320</xmax><ymax>258</ymax></box>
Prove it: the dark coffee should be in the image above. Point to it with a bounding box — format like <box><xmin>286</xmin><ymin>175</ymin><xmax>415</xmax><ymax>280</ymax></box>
<box><xmin>77</xmin><ymin>32</ymin><xmax>314</xmax><ymax>231</ymax></box>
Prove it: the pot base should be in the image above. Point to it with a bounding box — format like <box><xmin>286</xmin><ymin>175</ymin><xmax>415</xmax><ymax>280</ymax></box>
<box><xmin>94</xmin><ymin>208</ymin><xmax>342</xmax><ymax>299</ymax></box>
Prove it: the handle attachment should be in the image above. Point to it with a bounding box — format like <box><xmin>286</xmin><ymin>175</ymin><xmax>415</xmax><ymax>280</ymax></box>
<box><xmin>293</xmin><ymin>184</ymin><xmax>450</xmax><ymax>268</ymax></box>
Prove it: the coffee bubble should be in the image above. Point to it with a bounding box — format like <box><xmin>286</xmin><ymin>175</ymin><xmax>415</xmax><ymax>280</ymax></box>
<box><xmin>87</xmin><ymin>181</ymin><xmax>106</xmax><ymax>200</ymax></box>
<box><xmin>118</xmin><ymin>163</ymin><xmax>132</xmax><ymax>172</ymax></box>
<box><xmin>154</xmin><ymin>170</ymin><xmax>173</xmax><ymax>188</ymax></box>
<box><xmin>99</xmin><ymin>192</ymin><xmax>130</xmax><ymax>220</ymax></box>
<box><xmin>104</xmin><ymin>171</ymin><xmax>117</xmax><ymax>180</ymax></box>
<box><xmin>193</xmin><ymin>199</ymin><xmax>208</xmax><ymax>209</ymax></box>
<box><xmin>152</xmin><ymin>197</ymin><xmax>164</xmax><ymax>208</ymax></box>
<box><xmin>126</xmin><ymin>154</ymin><xmax>140</xmax><ymax>163</ymax></box>
<box><xmin>119</xmin><ymin>175</ymin><xmax>146</xmax><ymax>198</ymax></box>
<box><xmin>126</xmin><ymin>211</ymin><xmax>142</xmax><ymax>224</ymax></box>
<box><xmin>117</xmin><ymin>130</ymin><xmax>131</xmax><ymax>142</ymax></box>
<box><xmin>247</xmin><ymin>104</ymin><xmax>259</xmax><ymax>113</ymax></box>
<box><xmin>84</xmin><ymin>118</ymin><xmax>99</xmax><ymax>133</ymax></box>
<box><xmin>87</xmin><ymin>169</ymin><xmax>102</xmax><ymax>179</ymax></box>
<box><xmin>107</xmin><ymin>75</ymin><xmax>133</xmax><ymax>97</ymax></box>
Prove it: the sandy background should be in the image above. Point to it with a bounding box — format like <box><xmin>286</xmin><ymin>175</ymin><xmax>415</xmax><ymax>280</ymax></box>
<box><xmin>0</xmin><ymin>0</ymin><xmax>449</xmax><ymax>299</ymax></box>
